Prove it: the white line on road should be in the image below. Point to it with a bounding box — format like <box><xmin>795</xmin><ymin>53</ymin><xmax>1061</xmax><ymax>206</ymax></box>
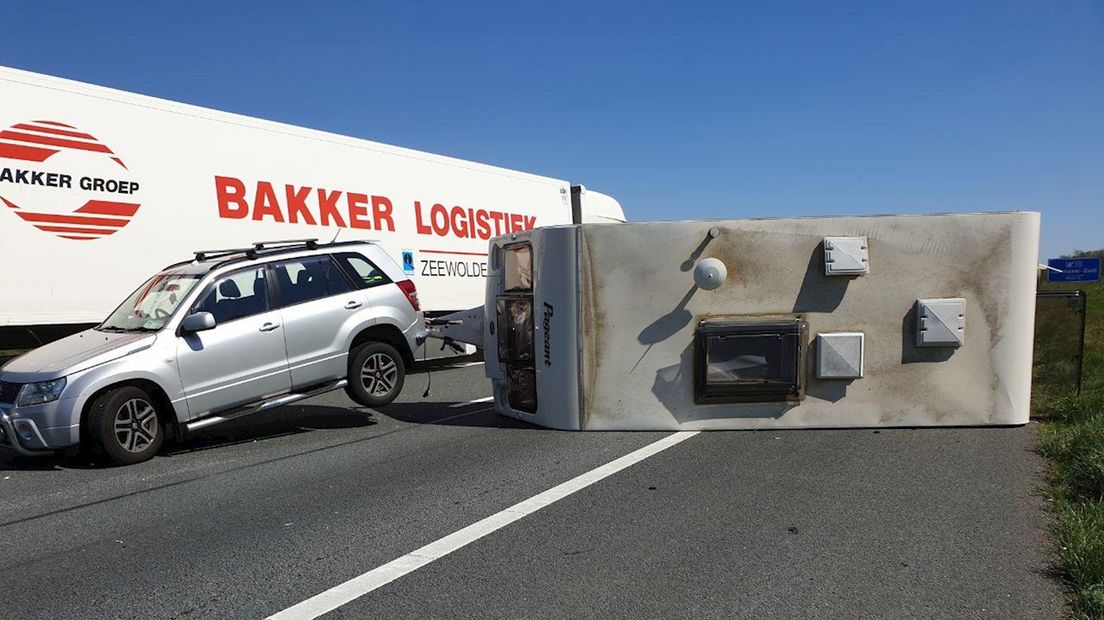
<box><xmin>266</xmin><ymin>431</ymin><xmax>700</xmax><ymax>620</ymax></box>
<box><xmin>447</xmin><ymin>396</ymin><xmax>494</xmax><ymax>408</ymax></box>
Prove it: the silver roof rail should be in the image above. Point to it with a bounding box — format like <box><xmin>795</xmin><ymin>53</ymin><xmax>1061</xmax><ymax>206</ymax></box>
<box><xmin>194</xmin><ymin>247</ymin><xmax>256</xmax><ymax>262</ymax></box>
<box><xmin>252</xmin><ymin>238</ymin><xmax>319</xmax><ymax>251</ymax></box>
<box><xmin>190</xmin><ymin>238</ymin><xmax>378</xmax><ymax>266</ymax></box>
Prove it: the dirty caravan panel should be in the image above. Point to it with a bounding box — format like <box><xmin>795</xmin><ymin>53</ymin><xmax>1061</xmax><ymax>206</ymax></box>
<box><xmin>496</xmin><ymin>212</ymin><xmax>1038</xmax><ymax>431</ymax></box>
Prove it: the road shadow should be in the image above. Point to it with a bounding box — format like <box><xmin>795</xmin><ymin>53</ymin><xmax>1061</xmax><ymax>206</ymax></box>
<box><xmin>0</xmin><ymin>373</ymin><xmax>508</xmax><ymax>469</ymax></box>
<box><xmin>0</xmin><ymin>403</ymin><xmax>384</xmax><ymax>469</ymax></box>
<box><xmin>165</xmin><ymin>404</ymin><xmax>378</xmax><ymax>456</ymax></box>
<box><xmin>172</xmin><ymin>396</ymin><xmax>535</xmax><ymax>458</ymax></box>
<box><xmin>0</xmin><ymin>449</ymin><xmax>98</xmax><ymax>471</ymax></box>
<box><xmin>378</xmin><ymin>401</ymin><xmax>541</xmax><ymax>429</ymax></box>
<box><xmin>408</xmin><ymin>352</ymin><xmax>484</xmax><ymax>374</ymax></box>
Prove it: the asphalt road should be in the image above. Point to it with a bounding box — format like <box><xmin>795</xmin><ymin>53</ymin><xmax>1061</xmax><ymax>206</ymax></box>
<box><xmin>0</xmin><ymin>361</ymin><xmax>1063</xmax><ymax>619</ymax></box>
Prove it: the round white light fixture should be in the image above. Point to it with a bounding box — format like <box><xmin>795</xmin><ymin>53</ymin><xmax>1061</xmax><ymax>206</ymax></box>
<box><xmin>694</xmin><ymin>257</ymin><xmax>727</xmax><ymax>290</ymax></box>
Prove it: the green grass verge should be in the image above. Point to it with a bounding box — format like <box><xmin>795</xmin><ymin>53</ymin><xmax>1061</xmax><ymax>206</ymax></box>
<box><xmin>1037</xmin><ymin>276</ymin><xmax>1104</xmax><ymax>619</ymax></box>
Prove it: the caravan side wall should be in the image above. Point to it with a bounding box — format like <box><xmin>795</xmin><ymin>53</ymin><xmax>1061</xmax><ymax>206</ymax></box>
<box><xmin>574</xmin><ymin>212</ymin><xmax>1039</xmax><ymax>430</ymax></box>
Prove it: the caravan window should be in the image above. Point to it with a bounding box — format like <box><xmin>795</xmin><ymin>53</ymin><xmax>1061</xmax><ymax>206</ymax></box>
<box><xmin>694</xmin><ymin>318</ymin><xmax>807</xmax><ymax>403</ymax></box>
<box><xmin>504</xmin><ymin>244</ymin><xmax>532</xmax><ymax>292</ymax></box>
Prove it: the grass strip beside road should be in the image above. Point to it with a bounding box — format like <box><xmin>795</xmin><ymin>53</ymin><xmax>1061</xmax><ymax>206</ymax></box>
<box><xmin>1037</xmin><ymin>276</ymin><xmax>1104</xmax><ymax>618</ymax></box>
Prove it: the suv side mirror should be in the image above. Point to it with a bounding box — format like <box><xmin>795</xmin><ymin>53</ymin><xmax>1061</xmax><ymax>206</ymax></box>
<box><xmin>181</xmin><ymin>312</ymin><xmax>216</xmax><ymax>333</ymax></box>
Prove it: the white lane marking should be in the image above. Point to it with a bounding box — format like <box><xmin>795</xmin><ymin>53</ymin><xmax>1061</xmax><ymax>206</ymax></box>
<box><xmin>267</xmin><ymin>431</ymin><xmax>700</xmax><ymax>620</ymax></box>
<box><xmin>447</xmin><ymin>396</ymin><xmax>494</xmax><ymax>408</ymax></box>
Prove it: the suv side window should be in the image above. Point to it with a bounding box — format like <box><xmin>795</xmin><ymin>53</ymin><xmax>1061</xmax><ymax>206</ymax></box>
<box><xmin>334</xmin><ymin>252</ymin><xmax>392</xmax><ymax>290</ymax></box>
<box><xmin>192</xmin><ymin>268</ymin><xmax>270</xmax><ymax>324</ymax></box>
<box><xmin>273</xmin><ymin>256</ymin><xmax>352</xmax><ymax>307</ymax></box>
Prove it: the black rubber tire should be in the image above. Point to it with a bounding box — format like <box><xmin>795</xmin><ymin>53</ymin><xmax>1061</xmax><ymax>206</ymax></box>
<box><xmin>87</xmin><ymin>386</ymin><xmax>164</xmax><ymax>466</ymax></box>
<box><xmin>345</xmin><ymin>342</ymin><xmax>406</xmax><ymax>407</ymax></box>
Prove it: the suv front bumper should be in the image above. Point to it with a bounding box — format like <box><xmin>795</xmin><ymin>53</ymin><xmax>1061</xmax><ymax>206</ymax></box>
<box><xmin>0</xmin><ymin>394</ymin><xmax>80</xmax><ymax>454</ymax></box>
<box><xmin>0</xmin><ymin>409</ymin><xmax>54</xmax><ymax>456</ymax></box>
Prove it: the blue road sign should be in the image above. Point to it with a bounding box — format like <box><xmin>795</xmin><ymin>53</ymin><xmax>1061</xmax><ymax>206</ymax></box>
<box><xmin>1048</xmin><ymin>257</ymin><xmax>1101</xmax><ymax>282</ymax></box>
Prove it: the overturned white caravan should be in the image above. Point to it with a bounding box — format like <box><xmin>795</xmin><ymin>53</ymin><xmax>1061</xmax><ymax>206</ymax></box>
<box><xmin>435</xmin><ymin>211</ymin><xmax>1040</xmax><ymax>430</ymax></box>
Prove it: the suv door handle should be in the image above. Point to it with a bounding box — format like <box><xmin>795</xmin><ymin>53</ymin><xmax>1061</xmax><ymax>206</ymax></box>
<box><xmin>259</xmin><ymin>322</ymin><xmax>280</xmax><ymax>332</ymax></box>
<box><xmin>344</xmin><ymin>301</ymin><xmax>363</xmax><ymax>310</ymax></box>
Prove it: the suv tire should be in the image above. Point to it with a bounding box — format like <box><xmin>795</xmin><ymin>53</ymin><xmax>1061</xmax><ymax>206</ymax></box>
<box><xmin>87</xmin><ymin>386</ymin><xmax>164</xmax><ymax>466</ymax></box>
<box><xmin>346</xmin><ymin>342</ymin><xmax>405</xmax><ymax>407</ymax></box>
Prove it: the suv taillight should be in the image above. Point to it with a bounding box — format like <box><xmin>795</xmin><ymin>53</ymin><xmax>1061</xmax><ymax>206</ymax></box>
<box><xmin>396</xmin><ymin>279</ymin><xmax>420</xmax><ymax>311</ymax></box>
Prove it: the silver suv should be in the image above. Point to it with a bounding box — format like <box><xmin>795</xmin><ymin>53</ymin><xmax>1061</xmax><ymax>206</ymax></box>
<box><xmin>0</xmin><ymin>239</ymin><xmax>426</xmax><ymax>465</ymax></box>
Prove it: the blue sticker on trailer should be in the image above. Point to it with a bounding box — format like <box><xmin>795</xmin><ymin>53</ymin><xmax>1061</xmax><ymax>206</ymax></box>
<box><xmin>401</xmin><ymin>250</ymin><xmax>415</xmax><ymax>274</ymax></box>
<box><xmin>1048</xmin><ymin>257</ymin><xmax>1101</xmax><ymax>282</ymax></box>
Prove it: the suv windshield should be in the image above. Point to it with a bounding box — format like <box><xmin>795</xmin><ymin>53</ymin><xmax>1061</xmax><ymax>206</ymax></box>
<box><xmin>98</xmin><ymin>272</ymin><xmax>202</xmax><ymax>332</ymax></box>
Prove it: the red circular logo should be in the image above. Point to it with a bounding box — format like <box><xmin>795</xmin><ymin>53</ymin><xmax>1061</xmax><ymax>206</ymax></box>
<box><xmin>0</xmin><ymin>120</ymin><xmax>141</xmax><ymax>240</ymax></box>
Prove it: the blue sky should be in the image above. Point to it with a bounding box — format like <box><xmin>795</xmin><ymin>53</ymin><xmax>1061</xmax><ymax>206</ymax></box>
<box><xmin>3</xmin><ymin>1</ymin><xmax>1100</xmax><ymax>258</ymax></box>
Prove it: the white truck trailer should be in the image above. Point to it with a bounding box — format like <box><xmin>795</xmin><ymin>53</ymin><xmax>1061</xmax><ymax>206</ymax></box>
<box><xmin>0</xmin><ymin>66</ymin><xmax>623</xmax><ymax>352</ymax></box>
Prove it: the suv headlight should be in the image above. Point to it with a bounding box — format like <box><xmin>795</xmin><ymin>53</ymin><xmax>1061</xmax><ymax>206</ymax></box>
<box><xmin>15</xmin><ymin>377</ymin><xmax>67</xmax><ymax>407</ymax></box>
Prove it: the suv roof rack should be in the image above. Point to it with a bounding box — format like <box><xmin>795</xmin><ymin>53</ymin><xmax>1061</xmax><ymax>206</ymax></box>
<box><xmin>192</xmin><ymin>239</ymin><xmax>319</xmax><ymax>262</ymax></box>
<box><xmin>194</xmin><ymin>247</ymin><xmax>257</xmax><ymax>262</ymax></box>
<box><xmin>164</xmin><ymin>239</ymin><xmax>380</xmax><ymax>271</ymax></box>
<box><xmin>252</xmin><ymin>238</ymin><xmax>319</xmax><ymax>251</ymax></box>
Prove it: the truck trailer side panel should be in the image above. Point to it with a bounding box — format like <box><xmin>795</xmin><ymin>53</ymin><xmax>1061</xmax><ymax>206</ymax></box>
<box><xmin>0</xmin><ymin>66</ymin><xmax>600</xmax><ymax>333</ymax></box>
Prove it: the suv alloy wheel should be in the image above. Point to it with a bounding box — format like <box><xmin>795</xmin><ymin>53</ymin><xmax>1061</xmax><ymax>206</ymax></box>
<box><xmin>346</xmin><ymin>342</ymin><xmax>406</xmax><ymax>407</ymax></box>
<box><xmin>87</xmin><ymin>385</ymin><xmax>164</xmax><ymax>465</ymax></box>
